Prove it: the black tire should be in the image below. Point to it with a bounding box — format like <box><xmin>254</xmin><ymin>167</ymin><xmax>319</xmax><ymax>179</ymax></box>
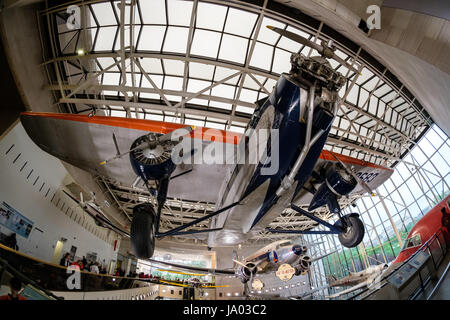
<box><xmin>338</xmin><ymin>215</ymin><xmax>365</xmax><ymax>248</ymax></box>
<box><xmin>131</xmin><ymin>203</ymin><xmax>156</xmax><ymax>259</ymax></box>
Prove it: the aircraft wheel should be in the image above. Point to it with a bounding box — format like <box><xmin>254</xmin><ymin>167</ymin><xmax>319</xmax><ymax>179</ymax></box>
<box><xmin>337</xmin><ymin>215</ymin><xmax>365</xmax><ymax>248</ymax></box>
<box><xmin>131</xmin><ymin>203</ymin><xmax>156</xmax><ymax>259</ymax></box>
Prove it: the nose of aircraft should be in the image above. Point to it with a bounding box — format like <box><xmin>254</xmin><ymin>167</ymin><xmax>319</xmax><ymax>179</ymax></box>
<box><xmin>268</xmin><ymin>250</ymin><xmax>278</xmax><ymax>263</ymax></box>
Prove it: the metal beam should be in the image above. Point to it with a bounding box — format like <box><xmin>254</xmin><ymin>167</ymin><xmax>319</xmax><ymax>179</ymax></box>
<box><xmin>42</xmin><ymin>52</ymin><xmax>279</xmax><ymax>80</ymax></box>
<box><xmin>47</xmin><ymin>84</ymin><xmax>255</xmax><ymax>108</ymax></box>
<box><xmin>59</xmin><ymin>97</ymin><xmax>250</xmax><ymax>123</ymax></box>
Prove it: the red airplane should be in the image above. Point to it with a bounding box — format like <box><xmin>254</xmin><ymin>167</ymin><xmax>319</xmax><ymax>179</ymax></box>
<box><xmin>392</xmin><ymin>194</ymin><xmax>450</xmax><ymax>265</ymax></box>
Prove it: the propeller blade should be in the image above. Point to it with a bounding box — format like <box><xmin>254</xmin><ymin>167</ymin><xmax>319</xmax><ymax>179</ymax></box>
<box><xmin>267</xmin><ymin>25</ymin><xmax>361</xmax><ymax>74</ymax></box>
<box><xmin>112</xmin><ymin>133</ymin><xmax>121</xmax><ymax>156</ymax></box>
<box><xmin>99</xmin><ymin>143</ymin><xmax>145</xmax><ymax>165</ymax></box>
<box><xmin>100</xmin><ymin>126</ymin><xmax>195</xmax><ymax>165</ymax></box>
<box><xmin>267</xmin><ymin>25</ymin><xmax>323</xmax><ymax>52</ymax></box>
<box><xmin>233</xmin><ymin>259</ymin><xmax>247</xmax><ymax>268</ymax></box>
<box><xmin>331</xmin><ymin>54</ymin><xmax>360</xmax><ymax>75</ymax></box>
<box><xmin>158</xmin><ymin>125</ymin><xmax>195</xmax><ymax>143</ymax></box>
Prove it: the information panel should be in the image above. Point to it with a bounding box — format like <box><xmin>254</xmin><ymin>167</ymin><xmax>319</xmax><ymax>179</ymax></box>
<box><xmin>0</xmin><ymin>201</ymin><xmax>34</xmax><ymax>238</ymax></box>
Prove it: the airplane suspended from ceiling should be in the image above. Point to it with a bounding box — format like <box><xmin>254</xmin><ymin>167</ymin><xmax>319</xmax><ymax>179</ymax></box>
<box><xmin>20</xmin><ymin>26</ymin><xmax>393</xmax><ymax>259</ymax></box>
<box><xmin>143</xmin><ymin>239</ymin><xmax>332</xmax><ymax>285</ymax></box>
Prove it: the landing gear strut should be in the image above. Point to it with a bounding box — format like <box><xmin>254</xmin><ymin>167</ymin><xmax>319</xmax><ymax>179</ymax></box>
<box><xmin>266</xmin><ymin>204</ymin><xmax>365</xmax><ymax>248</ymax></box>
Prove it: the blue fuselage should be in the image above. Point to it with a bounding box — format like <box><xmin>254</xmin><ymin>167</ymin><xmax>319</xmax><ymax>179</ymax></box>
<box><xmin>209</xmin><ymin>74</ymin><xmax>333</xmax><ymax>246</ymax></box>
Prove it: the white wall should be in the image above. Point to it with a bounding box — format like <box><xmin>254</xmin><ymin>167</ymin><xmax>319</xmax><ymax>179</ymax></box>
<box><xmin>0</xmin><ymin>122</ymin><xmax>118</xmax><ymax>266</ymax></box>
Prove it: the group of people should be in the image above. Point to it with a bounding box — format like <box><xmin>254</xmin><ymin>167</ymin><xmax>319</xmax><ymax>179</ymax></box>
<box><xmin>127</xmin><ymin>271</ymin><xmax>138</xmax><ymax>278</ymax></box>
<box><xmin>137</xmin><ymin>272</ymin><xmax>159</xmax><ymax>280</ymax></box>
<box><xmin>59</xmin><ymin>253</ymin><xmax>107</xmax><ymax>274</ymax></box>
<box><xmin>114</xmin><ymin>268</ymin><xmax>126</xmax><ymax>277</ymax></box>
<box><xmin>1</xmin><ymin>232</ymin><xmax>19</xmax><ymax>251</ymax></box>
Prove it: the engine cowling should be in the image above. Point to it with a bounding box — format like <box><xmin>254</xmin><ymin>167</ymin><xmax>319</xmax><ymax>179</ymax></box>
<box><xmin>129</xmin><ymin>133</ymin><xmax>177</xmax><ymax>181</ymax></box>
<box><xmin>299</xmin><ymin>255</ymin><xmax>311</xmax><ymax>269</ymax></box>
<box><xmin>308</xmin><ymin>163</ymin><xmax>357</xmax><ymax>211</ymax></box>
<box><xmin>292</xmin><ymin>245</ymin><xmax>308</xmax><ymax>256</ymax></box>
<box><xmin>294</xmin><ymin>255</ymin><xmax>311</xmax><ymax>276</ymax></box>
<box><xmin>238</xmin><ymin>262</ymin><xmax>257</xmax><ymax>282</ymax></box>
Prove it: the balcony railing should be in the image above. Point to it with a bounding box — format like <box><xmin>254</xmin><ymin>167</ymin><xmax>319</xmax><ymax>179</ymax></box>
<box><xmin>347</xmin><ymin>228</ymin><xmax>448</xmax><ymax>300</ymax></box>
<box><xmin>0</xmin><ymin>243</ymin><xmax>156</xmax><ymax>293</ymax></box>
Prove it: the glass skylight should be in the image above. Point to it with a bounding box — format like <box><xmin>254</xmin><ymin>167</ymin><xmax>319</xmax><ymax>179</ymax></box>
<box><xmin>196</xmin><ymin>2</ymin><xmax>227</xmax><ymax>32</ymax></box>
<box><xmin>50</xmin><ymin>0</ymin><xmax>429</xmax><ymax>163</ymax></box>
<box><xmin>224</xmin><ymin>8</ymin><xmax>257</xmax><ymax>38</ymax></box>
<box><xmin>191</xmin><ymin>29</ymin><xmax>221</xmax><ymax>58</ymax></box>
<box><xmin>163</xmin><ymin>26</ymin><xmax>189</xmax><ymax>53</ymax></box>
<box><xmin>138</xmin><ymin>26</ymin><xmax>166</xmax><ymax>51</ymax></box>
<box><xmin>140</xmin><ymin>0</ymin><xmax>166</xmax><ymax>24</ymax></box>
<box><xmin>90</xmin><ymin>2</ymin><xmax>116</xmax><ymax>26</ymax></box>
<box><xmin>218</xmin><ymin>34</ymin><xmax>249</xmax><ymax>64</ymax></box>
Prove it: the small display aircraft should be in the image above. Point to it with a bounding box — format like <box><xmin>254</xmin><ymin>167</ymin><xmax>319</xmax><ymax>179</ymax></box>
<box><xmin>232</xmin><ymin>239</ymin><xmax>331</xmax><ymax>283</ymax></box>
<box><xmin>145</xmin><ymin>239</ymin><xmax>330</xmax><ymax>284</ymax></box>
<box><xmin>326</xmin><ymin>263</ymin><xmax>388</xmax><ymax>299</ymax></box>
<box><xmin>20</xmin><ymin>26</ymin><xmax>393</xmax><ymax>259</ymax></box>
<box><xmin>324</xmin><ymin>194</ymin><xmax>450</xmax><ymax>299</ymax></box>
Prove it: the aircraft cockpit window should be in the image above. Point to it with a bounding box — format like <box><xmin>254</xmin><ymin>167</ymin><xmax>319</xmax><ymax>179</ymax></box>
<box><xmin>401</xmin><ymin>234</ymin><xmax>422</xmax><ymax>251</ymax></box>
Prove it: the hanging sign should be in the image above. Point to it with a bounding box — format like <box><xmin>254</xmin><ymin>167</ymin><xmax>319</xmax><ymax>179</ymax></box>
<box><xmin>276</xmin><ymin>263</ymin><xmax>295</xmax><ymax>281</ymax></box>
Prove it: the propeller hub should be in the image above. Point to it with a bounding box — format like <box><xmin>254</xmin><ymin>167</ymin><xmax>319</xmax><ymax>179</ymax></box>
<box><xmin>142</xmin><ymin>144</ymin><xmax>165</xmax><ymax>159</ymax></box>
<box><xmin>290</xmin><ymin>53</ymin><xmax>346</xmax><ymax>91</ymax></box>
<box><xmin>129</xmin><ymin>133</ymin><xmax>177</xmax><ymax>181</ymax></box>
<box><xmin>242</xmin><ymin>263</ymin><xmax>257</xmax><ymax>277</ymax></box>
<box><xmin>130</xmin><ymin>133</ymin><xmax>175</xmax><ymax>166</ymax></box>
